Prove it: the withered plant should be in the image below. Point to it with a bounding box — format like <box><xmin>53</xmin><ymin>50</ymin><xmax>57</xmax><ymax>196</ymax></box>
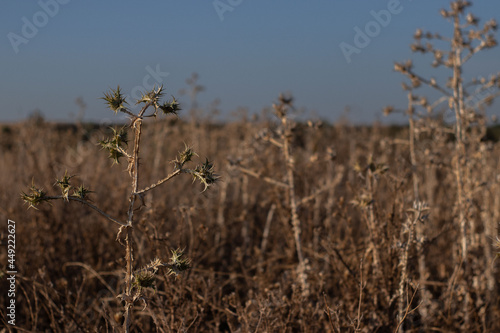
<box><xmin>387</xmin><ymin>1</ymin><xmax>500</xmax><ymax>330</ymax></box>
<box><xmin>21</xmin><ymin>85</ymin><xmax>217</xmax><ymax>332</ymax></box>
<box><xmin>230</xmin><ymin>94</ymin><xmax>341</xmax><ymax>298</ymax></box>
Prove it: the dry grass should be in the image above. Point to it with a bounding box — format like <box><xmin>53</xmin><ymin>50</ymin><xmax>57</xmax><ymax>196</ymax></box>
<box><xmin>0</xmin><ymin>115</ymin><xmax>499</xmax><ymax>332</ymax></box>
<box><xmin>2</xmin><ymin>2</ymin><xmax>500</xmax><ymax>331</ymax></box>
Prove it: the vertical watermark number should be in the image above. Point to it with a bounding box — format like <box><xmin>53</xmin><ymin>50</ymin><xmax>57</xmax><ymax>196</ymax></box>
<box><xmin>6</xmin><ymin>219</ymin><xmax>17</xmax><ymax>326</ymax></box>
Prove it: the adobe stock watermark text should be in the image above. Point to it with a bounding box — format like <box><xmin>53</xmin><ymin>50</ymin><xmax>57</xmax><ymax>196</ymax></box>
<box><xmin>340</xmin><ymin>0</ymin><xmax>412</xmax><ymax>64</ymax></box>
<box><xmin>6</xmin><ymin>219</ymin><xmax>17</xmax><ymax>326</ymax></box>
<box><xmin>7</xmin><ymin>0</ymin><xmax>71</xmax><ymax>54</ymax></box>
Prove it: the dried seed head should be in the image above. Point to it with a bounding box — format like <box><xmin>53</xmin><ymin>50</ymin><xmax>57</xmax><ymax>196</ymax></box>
<box><xmin>133</xmin><ymin>270</ymin><xmax>156</xmax><ymax>291</ymax></box>
<box><xmin>99</xmin><ymin>127</ymin><xmax>128</xmax><ymax>164</ymax></box>
<box><xmin>112</xmin><ymin>127</ymin><xmax>128</xmax><ymax>146</ymax></box>
<box><xmin>485</xmin><ymin>34</ymin><xmax>497</xmax><ymax>48</ymax></box>
<box><xmin>485</xmin><ymin>18</ymin><xmax>498</xmax><ymax>31</ymax></box>
<box><xmin>167</xmin><ymin>248</ymin><xmax>192</xmax><ymax>276</ymax></box>
<box><xmin>466</xmin><ymin>13</ymin><xmax>478</xmax><ymax>26</ymax></box>
<box><xmin>440</xmin><ymin>9</ymin><xmax>449</xmax><ymax>18</ymax></box>
<box><xmin>383</xmin><ymin>105</ymin><xmax>394</xmax><ymax>116</ymax></box>
<box><xmin>73</xmin><ymin>185</ymin><xmax>93</xmax><ymax>200</ymax></box>
<box><xmin>414</xmin><ymin>28</ymin><xmax>423</xmax><ymax>39</ymax></box>
<box><xmin>176</xmin><ymin>144</ymin><xmax>197</xmax><ymax>168</ymax></box>
<box><xmin>21</xmin><ymin>182</ymin><xmax>49</xmax><ymax>209</ymax></box>
<box><xmin>147</xmin><ymin>258</ymin><xmax>163</xmax><ymax>273</ymax></box>
<box><xmin>102</xmin><ymin>86</ymin><xmax>128</xmax><ymax>113</ymax></box>
<box><xmin>137</xmin><ymin>85</ymin><xmax>164</xmax><ymax>107</ymax></box>
<box><xmin>450</xmin><ymin>1</ymin><xmax>471</xmax><ymax>14</ymax></box>
<box><xmin>159</xmin><ymin>96</ymin><xmax>181</xmax><ymax>116</ymax></box>
<box><xmin>192</xmin><ymin>158</ymin><xmax>219</xmax><ymax>192</ymax></box>
<box><xmin>55</xmin><ymin>171</ymin><xmax>74</xmax><ymax>202</ymax></box>
<box><xmin>411</xmin><ymin>43</ymin><xmax>426</xmax><ymax>53</ymax></box>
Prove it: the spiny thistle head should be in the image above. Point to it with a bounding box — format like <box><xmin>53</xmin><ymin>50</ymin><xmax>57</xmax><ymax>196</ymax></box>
<box><xmin>131</xmin><ymin>257</ymin><xmax>166</xmax><ymax>293</ymax></box>
<box><xmin>111</xmin><ymin>126</ymin><xmax>128</xmax><ymax>146</ymax></box>
<box><xmin>102</xmin><ymin>86</ymin><xmax>128</xmax><ymax>113</ymax></box>
<box><xmin>54</xmin><ymin>171</ymin><xmax>75</xmax><ymax>202</ymax></box>
<box><xmin>133</xmin><ymin>270</ymin><xmax>156</xmax><ymax>291</ymax></box>
<box><xmin>107</xmin><ymin>147</ymin><xmax>124</xmax><ymax>165</ymax></box>
<box><xmin>73</xmin><ymin>184</ymin><xmax>93</xmax><ymax>200</ymax></box>
<box><xmin>167</xmin><ymin>248</ymin><xmax>192</xmax><ymax>276</ymax></box>
<box><xmin>99</xmin><ymin>127</ymin><xmax>128</xmax><ymax>164</ymax></box>
<box><xmin>192</xmin><ymin>158</ymin><xmax>219</xmax><ymax>192</ymax></box>
<box><xmin>175</xmin><ymin>144</ymin><xmax>197</xmax><ymax>168</ymax></box>
<box><xmin>21</xmin><ymin>181</ymin><xmax>49</xmax><ymax>209</ymax></box>
<box><xmin>145</xmin><ymin>257</ymin><xmax>163</xmax><ymax>273</ymax></box>
<box><xmin>137</xmin><ymin>85</ymin><xmax>164</xmax><ymax>108</ymax></box>
<box><xmin>159</xmin><ymin>96</ymin><xmax>181</xmax><ymax>116</ymax></box>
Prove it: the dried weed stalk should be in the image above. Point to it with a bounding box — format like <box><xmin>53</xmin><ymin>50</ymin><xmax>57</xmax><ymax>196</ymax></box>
<box><xmin>22</xmin><ymin>85</ymin><xmax>217</xmax><ymax>332</ymax></box>
<box><xmin>387</xmin><ymin>1</ymin><xmax>500</xmax><ymax>329</ymax></box>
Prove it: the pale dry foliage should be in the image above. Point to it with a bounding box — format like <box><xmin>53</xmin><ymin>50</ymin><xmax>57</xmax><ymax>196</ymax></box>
<box><xmin>1</xmin><ymin>1</ymin><xmax>500</xmax><ymax>332</ymax></box>
<box><xmin>1</xmin><ymin>114</ymin><xmax>499</xmax><ymax>332</ymax></box>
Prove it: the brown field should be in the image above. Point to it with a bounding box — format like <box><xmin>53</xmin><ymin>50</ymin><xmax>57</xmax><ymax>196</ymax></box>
<box><xmin>1</xmin><ymin>115</ymin><xmax>499</xmax><ymax>332</ymax></box>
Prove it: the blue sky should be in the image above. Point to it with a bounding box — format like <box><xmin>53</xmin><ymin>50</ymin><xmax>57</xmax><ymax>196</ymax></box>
<box><xmin>1</xmin><ymin>0</ymin><xmax>500</xmax><ymax>124</ymax></box>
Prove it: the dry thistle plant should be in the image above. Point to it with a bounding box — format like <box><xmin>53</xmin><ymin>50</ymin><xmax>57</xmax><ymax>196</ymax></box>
<box><xmin>387</xmin><ymin>1</ymin><xmax>500</xmax><ymax>329</ymax></box>
<box><xmin>229</xmin><ymin>95</ymin><xmax>309</xmax><ymax>296</ymax></box>
<box><xmin>21</xmin><ymin>85</ymin><xmax>217</xmax><ymax>332</ymax></box>
<box><xmin>230</xmin><ymin>94</ymin><xmax>341</xmax><ymax>297</ymax></box>
<box><xmin>397</xmin><ymin>201</ymin><xmax>429</xmax><ymax>329</ymax></box>
<box><xmin>351</xmin><ymin>157</ymin><xmax>391</xmax><ymax>307</ymax></box>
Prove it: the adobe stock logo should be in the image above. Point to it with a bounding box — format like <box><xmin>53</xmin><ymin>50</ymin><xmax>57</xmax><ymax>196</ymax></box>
<box><xmin>213</xmin><ymin>0</ymin><xmax>243</xmax><ymax>22</ymax></box>
<box><xmin>7</xmin><ymin>0</ymin><xmax>71</xmax><ymax>54</ymax></box>
<box><xmin>339</xmin><ymin>0</ymin><xmax>409</xmax><ymax>64</ymax></box>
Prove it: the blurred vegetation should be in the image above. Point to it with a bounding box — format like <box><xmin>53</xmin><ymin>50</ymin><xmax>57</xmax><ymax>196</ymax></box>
<box><xmin>0</xmin><ymin>115</ymin><xmax>499</xmax><ymax>331</ymax></box>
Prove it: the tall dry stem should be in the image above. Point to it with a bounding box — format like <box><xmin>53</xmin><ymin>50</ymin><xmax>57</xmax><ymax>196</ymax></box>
<box><xmin>390</xmin><ymin>1</ymin><xmax>500</xmax><ymax>326</ymax></box>
<box><xmin>22</xmin><ymin>85</ymin><xmax>217</xmax><ymax>332</ymax></box>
